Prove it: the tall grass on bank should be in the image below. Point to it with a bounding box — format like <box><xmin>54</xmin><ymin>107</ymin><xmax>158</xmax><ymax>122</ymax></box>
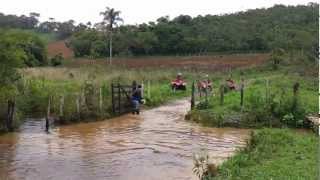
<box><xmin>187</xmin><ymin>72</ymin><xmax>317</xmax><ymax>128</ymax></box>
<box><xmin>211</xmin><ymin>129</ymin><xmax>318</xmax><ymax>180</ymax></box>
<box><xmin>1</xmin><ymin>66</ymin><xmax>191</xmax><ymax>132</ymax></box>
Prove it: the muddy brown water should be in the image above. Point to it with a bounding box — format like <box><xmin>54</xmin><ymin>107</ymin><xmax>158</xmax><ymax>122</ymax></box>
<box><xmin>0</xmin><ymin>99</ymin><xmax>250</xmax><ymax>180</ymax></box>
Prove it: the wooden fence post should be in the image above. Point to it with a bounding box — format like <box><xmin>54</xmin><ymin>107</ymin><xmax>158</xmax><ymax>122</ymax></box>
<box><xmin>76</xmin><ymin>94</ymin><xmax>80</xmax><ymax>120</ymax></box>
<box><xmin>147</xmin><ymin>80</ymin><xmax>151</xmax><ymax>99</ymax></box>
<box><xmin>45</xmin><ymin>96</ymin><xmax>51</xmax><ymax>132</ymax></box>
<box><xmin>205</xmin><ymin>88</ymin><xmax>208</xmax><ymax>107</ymax></box>
<box><xmin>59</xmin><ymin>95</ymin><xmax>64</xmax><ymax>118</ymax></box>
<box><xmin>240</xmin><ymin>79</ymin><xmax>244</xmax><ymax>107</ymax></box>
<box><xmin>111</xmin><ymin>83</ymin><xmax>115</xmax><ymax>114</ymax></box>
<box><xmin>265</xmin><ymin>79</ymin><xmax>269</xmax><ymax>104</ymax></box>
<box><xmin>141</xmin><ymin>81</ymin><xmax>144</xmax><ymax>98</ymax></box>
<box><xmin>292</xmin><ymin>82</ymin><xmax>300</xmax><ymax>117</ymax></box>
<box><xmin>6</xmin><ymin>100</ymin><xmax>15</xmax><ymax>132</ymax></box>
<box><xmin>22</xmin><ymin>76</ymin><xmax>26</xmax><ymax>95</ymax></box>
<box><xmin>118</xmin><ymin>83</ymin><xmax>121</xmax><ymax>114</ymax></box>
<box><xmin>99</xmin><ymin>87</ymin><xmax>103</xmax><ymax>113</ymax></box>
<box><xmin>191</xmin><ymin>81</ymin><xmax>195</xmax><ymax>110</ymax></box>
<box><xmin>220</xmin><ymin>84</ymin><xmax>224</xmax><ymax>105</ymax></box>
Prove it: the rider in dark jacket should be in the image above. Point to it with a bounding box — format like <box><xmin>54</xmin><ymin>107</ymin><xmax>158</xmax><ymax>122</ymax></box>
<box><xmin>132</xmin><ymin>85</ymin><xmax>143</xmax><ymax>114</ymax></box>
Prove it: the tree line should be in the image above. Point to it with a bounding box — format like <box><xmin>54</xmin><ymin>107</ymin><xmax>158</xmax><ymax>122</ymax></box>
<box><xmin>67</xmin><ymin>3</ymin><xmax>318</xmax><ymax>59</ymax></box>
<box><xmin>0</xmin><ymin>3</ymin><xmax>318</xmax><ymax>59</ymax></box>
<box><xmin>0</xmin><ymin>12</ymin><xmax>89</xmax><ymax>39</ymax></box>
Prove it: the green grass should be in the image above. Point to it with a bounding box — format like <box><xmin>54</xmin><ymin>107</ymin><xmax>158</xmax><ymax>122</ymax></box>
<box><xmin>187</xmin><ymin>69</ymin><xmax>317</xmax><ymax>128</ymax></box>
<box><xmin>1</xmin><ymin>66</ymin><xmax>191</xmax><ymax>130</ymax></box>
<box><xmin>212</xmin><ymin>129</ymin><xmax>319</xmax><ymax>180</ymax></box>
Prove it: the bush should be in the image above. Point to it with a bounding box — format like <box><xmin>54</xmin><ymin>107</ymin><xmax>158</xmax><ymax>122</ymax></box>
<box><xmin>50</xmin><ymin>53</ymin><xmax>64</xmax><ymax>66</ymax></box>
<box><xmin>0</xmin><ymin>29</ymin><xmax>47</xmax><ymax>66</ymax></box>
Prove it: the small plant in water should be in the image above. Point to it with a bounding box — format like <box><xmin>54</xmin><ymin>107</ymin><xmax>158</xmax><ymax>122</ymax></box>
<box><xmin>193</xmin><ymin>148</ymin><xmax>217</xmax><ymax>179</ymax></box>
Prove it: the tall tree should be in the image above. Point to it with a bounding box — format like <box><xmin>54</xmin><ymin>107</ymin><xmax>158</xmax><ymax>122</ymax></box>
<box><xmin>100</xmin><ymin>7</ymin><xmax>123</xmax><ymax>64</ymax></box>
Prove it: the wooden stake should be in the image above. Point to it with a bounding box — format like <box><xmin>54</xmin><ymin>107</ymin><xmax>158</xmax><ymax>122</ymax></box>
<box><xmin>141</xmin><ymin>81</ymin><xmax>144</xmax><ymax>98</ymax></box>
<box><xmin>240</xmin><ymin>82</ymin><xmax>244</xmax><ymax>107</ymax></box>
<box><xmin>111</xmin><ymin>83</ymin><xmax>115</xmax><ymax>114</ymax></box>
<box><xmin>76</xmin><ymin>94</ymin><xmax>80</xmax><ymax>120</ymax></box>
<box><xmin>147</xmin><ymin>80</ymin><xmax>151</xmax><ymax>99</ymax></box>
<box><xmin>59</xmin><ymin>95</ymin><xmax>64</xmax><ymax>118</ymax></box>
<box><xmin>118</xmin><ymin>83</ymin><xmax>121</xmax><ymax>114</ymax></box>
<box><xmin>45</xmin><ymin>96</ymin><xmax>51</xmax><ymax>132</ymax></box>
<box><xmin>205</xmin><ymin>88</ymin><xmax>208</xmax><ymax>107</ymax></box>
<box><xmin>191</xmin><ymin>81</ymin><xmax>195</xmax><ymax>110</ymax></box>
<box><xmin>6</xmin><ymin>100</ymin><xmax>15</xmax><ymax>132</ymax></box>
<box><xmin>265</xmin><ymin>79</ymin><xmax>269</xmax><ymax>104</ymax></box>
<box><xmin>99</xmin><ymin>87</ymin><xmax>103</xmax><ymax>113</ymax></box>
<box><xmin>220</xmin><ymin>84</ymin><xmax>224</xmax><ymax>105</ymax></box>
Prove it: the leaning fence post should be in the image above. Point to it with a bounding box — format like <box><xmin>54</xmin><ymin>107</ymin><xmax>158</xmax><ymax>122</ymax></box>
<box><xmin>45</xmin><ymin>96</ymin><xmax>51</xmax><ymax>132</ymax></box>
<box><xmin>191</xmin><ymin>81</ymin><xmax>195</xmax><ymax>110</ymax></box>
<box><xmin>220</xmin><ymin>84</ymin><xmax>224</xmax><ymax>105</ymax></box>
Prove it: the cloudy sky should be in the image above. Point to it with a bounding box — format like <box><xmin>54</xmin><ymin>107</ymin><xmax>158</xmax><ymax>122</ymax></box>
<box><xmin>0</xmin><ymin>0</ymin><xmax>314</xmax><ymax>25</ymax></box>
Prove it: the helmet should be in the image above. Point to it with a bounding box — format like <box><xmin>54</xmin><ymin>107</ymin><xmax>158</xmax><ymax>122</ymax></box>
<box><xmin>177</xmin><ymin>73</ymin><xmax>182</xmax><ymax>76</ymax></box>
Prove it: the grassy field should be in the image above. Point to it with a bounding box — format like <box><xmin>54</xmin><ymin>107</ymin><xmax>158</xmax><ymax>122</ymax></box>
<box><xmin>64</xmin><ymin>53</ymin><xmax>269</xmax><ymax>71</ymax></box>
<box><xmin>211</xmin><ymin>129</ymin><xmax>318</xmax><ymax>180</ymax></box>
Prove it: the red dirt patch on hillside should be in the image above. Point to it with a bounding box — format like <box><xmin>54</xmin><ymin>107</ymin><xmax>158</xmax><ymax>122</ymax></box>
<box><xmin>68</xmin><ymin>53</ymin><xmax>270</xmax><ymax>71</ymax></box>
<box><xmin>47</xmin><ymin>40</ymin><xmax>73</xmax><ymax>59</ymax></box>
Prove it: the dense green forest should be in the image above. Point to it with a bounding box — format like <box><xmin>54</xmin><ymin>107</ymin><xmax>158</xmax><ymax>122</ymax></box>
<box><xmin>0</xmin><ymin>3</ymin><xmax>318</xmax><ymax>59</ymax></box>
<box><xmin>69</xmin><ymin>3</ymin><xmax>318</xmax><ymax>58</ymax></box>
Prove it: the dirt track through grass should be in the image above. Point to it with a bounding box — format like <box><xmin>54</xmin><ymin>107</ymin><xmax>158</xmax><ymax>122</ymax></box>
<box><xmin>65</xmin><ymin>53</ymin><xmax>270</xmax><ymax>71</ymax></box>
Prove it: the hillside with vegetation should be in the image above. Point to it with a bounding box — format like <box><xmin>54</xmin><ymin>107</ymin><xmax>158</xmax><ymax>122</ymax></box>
<box><xmin>69</xmin><ymin>3</ymin><xmax>318</xmax><ymax>58</ymax></box>
<box><xmin>0</xmin><ymin>3</ymin><xmax>318</xmax><ymax>59</ymax></box>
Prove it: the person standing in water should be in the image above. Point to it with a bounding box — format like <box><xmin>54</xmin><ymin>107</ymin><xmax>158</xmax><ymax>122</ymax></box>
<box><xmin>131</xmin><ymin>84</ymin><xmax>143</xmax><ymax>114</ymax></box>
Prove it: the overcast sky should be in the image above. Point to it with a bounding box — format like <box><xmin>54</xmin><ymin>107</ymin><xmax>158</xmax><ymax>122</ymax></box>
<box><xmin>0</xmin><ymin>0</ymin><xmax>314</xmax><ymax>25</ymax></box>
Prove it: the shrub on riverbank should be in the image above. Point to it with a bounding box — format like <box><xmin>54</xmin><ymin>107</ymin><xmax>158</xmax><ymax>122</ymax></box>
<box><xmin>210</xmin><ymin>129</ymin><xmax>318</xmax><ymax>179</ymax></box>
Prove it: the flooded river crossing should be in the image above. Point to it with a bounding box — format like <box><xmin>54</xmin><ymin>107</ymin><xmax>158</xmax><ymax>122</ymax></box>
<box><xmin>0</xmin><ymin>99</ymin><xmax>250</xmax><ymax>180</ymax></box>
